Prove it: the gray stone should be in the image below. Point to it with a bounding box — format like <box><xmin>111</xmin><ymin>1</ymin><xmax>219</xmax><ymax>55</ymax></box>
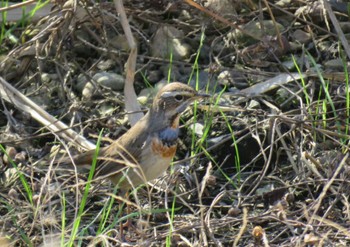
<box><xmin>204</xmin><ymin>0</ymin><xmax>238</xmax><ymax>16</ymax></box>
<box><xmin>150</xmin><ymin>25</ymin><xmax>191</xmax><ymax>60</ymax></box>
<box><xmin>189</xmin><ymin>122</ymin><xmax>205</xmax><ymax>136</ymax></box>
<box><xmin>97</xmin><ymin>59</ymin><xmax>115</xmax><ymax>71</ymax></box>
<box><xmin>41</xmin><ymin>73</ymin><xmax>51</xmax><ymax>83</ymax></box>
<box><xmin>247</xmin><ymin>100</ymin><xmax>260</xmax><ymax>109</ymax></box>
<box><xmin>228</xmin><ymin>20</ymin><xmax>285</xmax><ymax>45</ymax></box>
<box><xmin>324</xmin><ymin>59</ymin><xmax>345</xmax><ymax>71</ymax></box>
<box><xmin>93</xmin><ymin>72</ymin><xmax>125</xmax><ymax>91</ymax></box>
<box><xmin>82</xmin><ymin>82</ymin><xmax>95</xmax><ymax>100</ymax></box>
<box><xmin>292</xmin><ymin>29</ymin><xmax>311</xmax><ymax>44</ymax></box>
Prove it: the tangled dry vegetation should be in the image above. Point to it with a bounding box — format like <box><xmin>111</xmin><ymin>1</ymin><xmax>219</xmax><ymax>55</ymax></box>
<box><xmin>1</xmin><ymin>0</ymin><xmax>350</xmax><ymax>246</ymax></box>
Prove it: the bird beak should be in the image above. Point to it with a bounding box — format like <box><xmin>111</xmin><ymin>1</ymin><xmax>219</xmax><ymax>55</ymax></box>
<box><xmin>176</xmin><ymin>92</ymin><xmax>210</xmax><ymax>114</ymax></box>
<box><xmin>195</xmin><ymin>92</ymin><xmax>211</xmax><ymax>99</ymax></box>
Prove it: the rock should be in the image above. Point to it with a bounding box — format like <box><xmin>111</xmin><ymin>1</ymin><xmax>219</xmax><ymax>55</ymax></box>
<box><xmin>275</xmin><ymin>87</ymin><xmax>300</xmax><ymax>110</ymax></box>
<box><xmin>218</xmin><ymin>70</ymin><xmax>248</xmax><ymax>88</ymax></box>
<box><xmin>324</xmin><ymin>59</ymin><xmax>350</xmax><ymax>72</ymax></box>
<box><xmin>295</xmin><ymin>1</ymin><xmax>326</xmax><ymax>24</ymax></box>
<box><xmin>218</xmin><ymin>71</ymin><xmax>232</xmax><ymax>87</ymax></box>
<box><xmin>317</xmin><ymin>41</ymin><xmax>333</xmax><ymax>53</ymax></box>
<box><xmin>8</xmin><ymin>188</ymin><xmax>19</xmax><ymax>200</ymax></box>
<box><xmin>189</xmin><ymin>70</ymin><xmax>223</xmax><ymax>93</ymax></box>
<box><xmin>189</xmin><ymin>71</ymin><xmax>210</xmax><ymax>89</ymax></box>
<box><xmin>227</xmin><ymin>207</ymin><xmax>241</xmax><ymax>217</ymax></box>
<box><xmin>256</xmin><ymin>184</ymin><xmax>274</xmax><ymax>195</ymax></box>
<box><xmin>204</xmin><ymin>0</ymin><xmax>238</xmax><ymax>16</ymax></box>
<box><xmin>228</xmin><ymin>20</ymin><xmax>285</xmax><ymax>45</ymax></box>
<box><xmin>82</xmin><ymin>81</ymin><xmax>95</xmax><ymax>100</ymax></box>
<box><xmin>150</xmin><ymin>25</ymin><xmax>191</xmax><ymax>60</ymax></box>
<box><xmin>76</xmin><ymin>73</ymin><xmax>90</xmax><ymax>93</ymax></box>
<box><xmin>282</xmin><ymin>59</ymin><xmax>297</xmax><ymax>70</ymax></box>
<box><xmin>206</xmin><ymin>175</ymin><xmax>217</xmax><ymax>187</ymax></box>
<box><xmin>73</xmin><ymin>29</ymin><xmax>94</xmax><ymax>57</ymax></box>
<box><xmin>240</xmin><ymin>35</ymin><xmax>290</xmax><ymax>65</ymax></box>
<box><xmin>189</xmin><ymin>122</ymin><xmax>205</xmax><ymax>136</ymax></box>
<box><xmin>76</xmin><ymin>76</ymin><xmax>93</xmax><ymax>99</ymax></box>
<box><xmin>138</xmin><ymin>88</ymin><xmax>154</xmax><ymax>99</ymax></box>
<box><xmin>110</xmin><ymin>34</ymin><xmax>136</xmax><ymax>51</ymax></box>
<box><xmin>137</xmin><ymin>96</ymin><xmax>148</xmax><ymax>106</ymax></box>
<box><xmin>93</xmin><ymin>72</ymin><xmax>125</xmax><ymax>91</ymax></box>
<box><xmin>146</xmin><ymin>69</ymin><xmax>162</xmax><ymax>83</ymax></box>
<box><xmin>3</xmin><ymin>146</ymin><xmax>17</xmax><ymax>165</ymax></box>
<box><xmin>98</xmin><ymin>103</ymin><xmax>115</xmax><ymax>116</ymax></box>
<box><xmin>324</xmin><ymin>59</ymin><xmax>345</xmax><ymax>71</ymax></box>
<box><xmin>292</xmin><ymin>29</ymin><xmax>311</xmax><ymax>44</ymax></box>
<box><xmin>160</xmin><ymin>65</ymin><xmax>182</xmax><ymax>81</ymax></box>
<box><xmin>41</xmin><ymin>73</ymin><xmax>51</xmax><ymax>83</ymax></box>
<box><xmin>207</xmin><ymin>135</ymin><xmax>227</xmax><ymax>146</ymax></box>
<box><xmin>76</xmin><ymin>72</ymin><xmax>125</xmax><ymax>99</ymax></box>
<box><xmin>247</xmin><ymin>100</ymin><xmax>260</xmax><ymax>109</ymax></box>
<box><xmin>97</xmin><ymin>59</ymin><xmax>115</xmax><ymax>71</ymax></box>
<box><xmin>14</xmin><ymin>151</ymin><xmax>26</xmax><ymax>163</ymax></box>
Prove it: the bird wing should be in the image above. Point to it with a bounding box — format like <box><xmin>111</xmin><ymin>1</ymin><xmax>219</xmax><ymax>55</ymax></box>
<box><xmin>57</xmin><ymin>116</ymin><xmax>152</xmax><ymax>180</ymax></box>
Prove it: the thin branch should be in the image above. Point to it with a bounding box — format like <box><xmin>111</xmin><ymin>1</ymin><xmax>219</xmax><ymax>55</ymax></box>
<box><xmin>0</xmin><ymin>76</ymin><xmax>95</xmax><ymax>150</ymax></box>
<box><xmin>114</xmin><ymin>0</ymin><xmax>143</xmax><ymax>126</ymax></box>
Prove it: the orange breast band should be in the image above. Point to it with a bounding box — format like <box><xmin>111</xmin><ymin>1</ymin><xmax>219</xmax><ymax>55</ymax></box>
<box><xmin>151</xmin><ymin>138</ymin><xmax>177</xmax><ymax>158</ymax></box>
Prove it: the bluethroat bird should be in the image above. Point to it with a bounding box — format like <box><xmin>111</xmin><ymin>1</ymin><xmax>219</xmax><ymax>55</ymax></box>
<box><xmin>60</xmin><ymin>82</ymin><xmax>209</xmax><ymax>190</ymax></box>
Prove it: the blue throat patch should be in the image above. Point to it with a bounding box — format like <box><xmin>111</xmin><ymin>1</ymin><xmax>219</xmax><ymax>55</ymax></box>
<box><xmin>159</xmin><ymin>127</ymin><xmax>179</xmax><ymax>146</ymax></box>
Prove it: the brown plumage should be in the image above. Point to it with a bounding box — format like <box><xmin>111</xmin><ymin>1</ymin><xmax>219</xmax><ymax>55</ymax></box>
<box><xmin>59</xmin><ymin>82</ymin><xmax>209</xmax><ymax>190</ymax></box>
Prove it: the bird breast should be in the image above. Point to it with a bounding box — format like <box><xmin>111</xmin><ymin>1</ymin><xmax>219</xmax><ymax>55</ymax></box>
<box><xmin>136</xmin><ymin>136</ymin><xmax>176</xmax><ymax>183</ymax></box>
<box><xmin>151</xmin><ymin>135</ymin><xmax>177</xmax><ymax>158</ymax></box>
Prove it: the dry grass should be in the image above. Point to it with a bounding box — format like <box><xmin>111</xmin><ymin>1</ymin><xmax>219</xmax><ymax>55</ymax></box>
<box><xmin>1</xmin><ymin>0</ymin><xmax>350</xmax><ymax>246</ymax></box>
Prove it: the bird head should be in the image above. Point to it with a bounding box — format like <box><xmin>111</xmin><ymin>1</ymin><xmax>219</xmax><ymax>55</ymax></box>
<box><xmin>151</xmin><ymin>82</ymin><xmax>210</xmax><ymax>119</ymax></box>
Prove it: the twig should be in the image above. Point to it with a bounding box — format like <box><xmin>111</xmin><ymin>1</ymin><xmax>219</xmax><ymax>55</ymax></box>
<box><xmin>114</xmin><ymin>0</ymin><xmax>143</xmax><ymax>126</ymax></box>
<box><xmin>0</xmin><ymin>0</ymin><xmax>36</xmax><ymax>13</ymax></box>
<box><xmin>0</xmin><ymin>76</ymin><xmax>95</xmax><ymax>150</ymax></box>
<box><xmin>322</xmin><ymin>0</ymin><xmax>350</xmax><ymax>60</ymax></box>
<box><xmin>233</xmin><ymin>207</ymin><xmax>248</xmax><ymax>247</ymax></box>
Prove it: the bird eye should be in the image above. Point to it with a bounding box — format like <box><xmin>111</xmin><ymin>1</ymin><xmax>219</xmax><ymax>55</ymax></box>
<box><xmin>174</xmin><ymin>95</ymin><xmax>184</xmax><ymax>101</ymax></box>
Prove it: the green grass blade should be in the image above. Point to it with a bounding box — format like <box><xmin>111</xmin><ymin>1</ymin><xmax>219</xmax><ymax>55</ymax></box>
<box><xmin>0</xmin><ymin>144</ymin><xmax>33</xmax><ymax>205</ymax></box>
<box><xmin>61</xmin><ymin>192</ymin><xmax>66</xmax><ymax>246</ymax></box>
<box><xmin>66</xmin><ymin>130</ymin><xmax>103</xmax><ymax>246</ymax></box>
